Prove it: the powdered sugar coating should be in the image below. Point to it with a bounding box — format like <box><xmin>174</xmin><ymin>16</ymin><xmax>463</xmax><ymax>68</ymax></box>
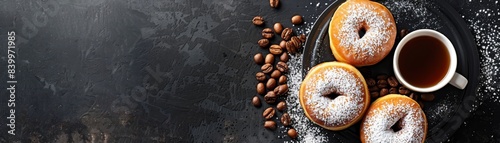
<box><xmin>302</xmin><ymin>65</ymin><xmax>367</xmax><ymax>127</ymax></box>
<box><xmin>362</xmin><ymin>96</ymin><xmax>426</xmax><ymax>143</ymax></box>
<box><xmin>334</xmin><ymin>1</ymin><xmax>395</xmax><ymax>60</ymax></box>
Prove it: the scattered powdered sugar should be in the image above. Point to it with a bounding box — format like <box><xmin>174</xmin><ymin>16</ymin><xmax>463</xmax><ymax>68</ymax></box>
<box><xmin>303</xmin><ymin>66</ymin><xmax>366</xmax><ymax>127</ymax></box>
<box><xmin>285</xmin><ymin>54</ymin><xmax>329</xmax><ymax>143</ymax></box>
<box><xmin>382</xmin><ymin>0</ymin><xmax>442</xmax><ymax>30</ymax></box>
<box><xmin>335</xmin><ymin>2</ymin><xmax>394</xmax><ymax>59</ymax></box>
<box><xmin>362</xmin><ymin>98</ymin><xmax>426</xmax><ymax>143</ymax></box>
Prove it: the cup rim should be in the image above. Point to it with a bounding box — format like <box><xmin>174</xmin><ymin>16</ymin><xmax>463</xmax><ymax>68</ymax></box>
<box><xmin>393</xmin><ymin>29</ymin><xmax>458</xmax><ymax>93</ymax></box>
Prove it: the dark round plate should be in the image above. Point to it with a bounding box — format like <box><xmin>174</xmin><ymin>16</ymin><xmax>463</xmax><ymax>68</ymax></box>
<box><xmin>303</xmin><ymin>0</ymin><xmax>480</xmax><ymax>142</ymax></box>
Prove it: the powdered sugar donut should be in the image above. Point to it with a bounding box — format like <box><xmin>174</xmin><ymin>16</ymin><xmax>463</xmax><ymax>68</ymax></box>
<box><xmin>299</xmin><ymin>62</ymin><xmax>370</xmax><ymax>131</ymax></box>
<box><xmin>329</xmin><ymin>0</ymin><xmax>397</xmax><ymax>67</ymax></box>
<box><xmin>360</xmin><ymin>94</ymin><xmax>428</xmax><ymax>143</ymax></box>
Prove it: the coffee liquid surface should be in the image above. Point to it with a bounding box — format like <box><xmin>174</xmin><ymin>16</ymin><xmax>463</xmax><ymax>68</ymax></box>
<box><xmin>398</xmin><ymin>36</ymin><xmax>450</xmax><ymax>88</ymax></box>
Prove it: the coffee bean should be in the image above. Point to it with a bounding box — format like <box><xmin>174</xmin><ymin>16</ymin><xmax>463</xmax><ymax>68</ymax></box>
<box><xmin>286</xmin><ymin>41</ymin><xmax>297</xmax><ymax>54</ymax></box>
<box><xmin>279</xmin><ymin>40</ymin><xmax>287</xmax><ymax>50</ymax></box>
<box><xmin>367</xmin><ymin>78</ymin><xmax>376</xmax><ymax>87</ymax></box>
<box><xmin>256</xmin><ymin>72</ymin><xmax>266</xmax><ymax>82</ymax></box>
<box><xmin>276</xmin><ymin>101</ymin><xmax>286</xmax><ymax>111</ymax></box>
<box><xmin>252</xmin><ymin>96</ymin><xmax>261</xmax><ymax>107</ymax></box>
<box><xmin>264</xmin><ymin>120</ymin><xmax>276</xmax><ymax>130</ymax></box>
<box><xmin>389</xmin><ymin>87</ymin><xmax>398</xmax><ymax>94</ymax></box>
<box><xmin>270</xmin><ymin>44</ymin><xmax>283</xmax><ymax>55</ymax></box>
<box><xmin>258</xmin><ymin>39</ymin><xmax>270</xmax><ymax>48</ymax></box>
<box><xmin>380</xmin><ymin>88</ymin><xmax>389</xmax><ymax>97</ymax></box>
<box><xmin>290</xmin><ymin>36</ymin><xmax>302</xmax><ymax>50</ymax></box>
<box><xmin>269</xmin><ymin>0</ymin><xmax>279</xmax><ymax>8</ymax></box>
<box><xmin>264</xmin><ymin>91</ymin><xmax>277</xmax><ymax>104</ymax></box>
<box><xmin>252</xmin><ymin>16</ymin><xmax>264</xmax><ymax>26</ymax></box>
<box><xmin>261</xmin><ymin>63</ymin><xmax>273</xmax><ymax>73</ymax></box>
<box><xmin>400</xmin><ymin>29</ymin><xmax>409</xmax><ymax>38</ymax></box>
<box><xmin>266</xmin><ymin>78</ymin><xmax>277</xmax><ymax>89</ymax></box>
<box><xmin>263</xmin><ymin>107</ymin><xmax>275</xmax><ymax>120</ymax></box>
<box><xmin>254</xmin><ymin>53</ymin><xmax>264</xmax><ymax>64</ymax></box>
<box><xmin>370</xmin><ymin>92</ymin><xmax>379</xmax><ymax>98</ymax></box>
<box><xmin>262</xmin><ymin>28</ymin><xmax>274</xmax><ymax>39</ymax></box>
<box><xmin>279</xmin><ymin>75</ymin><xmax>287</xmax><ymax>84</ymax></box>
<box><xmin>409</xmin><ymin>92</ymin><xmax>419</xmax><ymax>101</ymax></box>
<box><xmin>387</xmin><ymin>76</ymin><xmax>399</xmax><ymax>87</ymax></box>
<box><xmin>299</xmin><ymin>34</ymin><xmax>306</xmax><ymax>43</ymax></box>
<box><xmin>399</xmin><ymin>86</ymin><xmax>410</xmax><ymax>95</ymax></box>
<box><xmin>271</xmin><ymin>70</ymin><xmax>281</xmax><ymax>79</ymax></box>
<box><xmin>377</xmin><ymin>74</ymin><xmax>389</xmax><ymax>80</ymax></box>
<box><xmin>276</xmin><ymin>61</ymin><xmax>288</xmax><ymax>73</ymax></box>
<box><xmin>281</xmin><ymin>28</ymin><xmax>292</xmax><ymax>41</ymax></box>
<box><xmin>274</xmin><ymin>84</ymin><xmax>288</xmax><ymax>96</ymax></box>
<box><xmin>281</xmin><ymin>113</ymin><xmax>291</xmax><ymax>126</ymax></box>
<box><xmin>280</xmin><ymin>53</ymin><xmax>289</xmax><ymax>62</ymax></box>
<box><xmin>420</xmin><ymin>93</ymin><xmax>435</xmax><ymax>101</ymax></box>
<box><xmin>291</xmin><ymin>15</ymin><xmax>303</xmax><ymax>25</ymax></box>
<box><xmin>257</xmin><ymin>83</ymin><xmax>266</xmax><ymax>95</ymax></box>
<box><xmin>265</xmin><ymin>54</ymin><xmax>274</xmax><ymax>64</ymax></box>
<box><xmin>288</xmin><ymin>128</ymin><xmax>298</xmax><ymax>139</ymax></box>
<box><xmin>377</xmin><ymin>79</ymin><xmax>388</xmax><ymax>88</ymax></box>
<box><xmin>369</xmin><ymin>86</ymin><xmax>379</xmax><ymax>92</ymax></box>
<box><xmin>274</xmin><ymin>23</ymin><xmax>283</xmax><ymax>34</ymax></box>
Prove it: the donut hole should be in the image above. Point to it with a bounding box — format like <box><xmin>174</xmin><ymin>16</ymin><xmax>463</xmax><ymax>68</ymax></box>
<box><xmin>323</xmin><ymin>90</ymin><xmax>343</xmax><ymax>100</ymax></box>
<box><xmin>391</xmin><ymin>119</ymin><xmax>403</xmax><ymax>132</ymax></box>
<box><xmin>358</xmin><ymin>27</ymin><xmax>367</xmax><ymax>39</ymax></box>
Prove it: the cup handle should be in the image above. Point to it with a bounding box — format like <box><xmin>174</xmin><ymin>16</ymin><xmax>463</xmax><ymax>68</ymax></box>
<box><xmin>449</xmin><ymin>73</ymin><xmax>468</xmax><ymax>90</ymax></box>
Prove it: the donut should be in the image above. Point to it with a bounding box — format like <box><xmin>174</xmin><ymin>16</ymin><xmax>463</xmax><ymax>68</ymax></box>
<box><xmin>299</xmin><ymin>62</ymin><xmax>370</xmax><ymax>130</ymax></box>
<box><xmin>360</xmin><ymin>94</ymin><xmax>428</xmax><ymax>143</ymax></box>
<box><xmin>328</xmin><ymin>0</ymin><xmax>397</xmax><ymax>67</ymax></box>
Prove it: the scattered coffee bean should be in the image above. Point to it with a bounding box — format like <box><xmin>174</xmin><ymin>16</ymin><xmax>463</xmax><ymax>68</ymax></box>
<box><xmin>265</xmin><ymin>54</ymin><xmax>274</xmax><ymax>64</ymax></box>
<box><xmin>257</xmin><ymin>83</ymin><xmax>266</xmax><ymax>95</ymax></box>
<box><xmin>280</xmin><ymin>53</ymin><xmax>289</xmax><ymax>62</ymax></box>
<box><xmin>274</xmin><ymin>23</ymin><xmax>283</xmax><ymax>34</ymax></box>
<box><xmin>274</xmin><ymin>84</ymin><xmax>289</xmax><ymax>96</ymax></box>
<box><xmin>254</xmin><ymin>53</ymin><xmax>264</xmax><ymax>64</ymax></box>
<box><xmin>270</xmin><ymin>44</ymin><xmax>283</xmax><ymax>55</ymax></box>
<box><xmin>369</xmin><ymin>86</ymin><xmax>379</xmax><ymax>92</ymax></box>
<box><xmin>263</xmin><ymin>107</ymin><xmax>276</xmax><ymax>120</ymax></box>
<box><xmin>409</xmin><ymin>92</ymin><xmax>419</xmax><ymax>101</ymax></box>
<box><xmin>267</xmin><ymin>78</ymin><xmax>277</xmax><ymax>89</ymax></box>
<box><xmin>279</xmin><ymin>75</ymin><xmax>287</xmax><ymax>84</ymax></box>
<box><xmin>399</xmin><ymin>86</ymin><xmax>410</xmax><ymax>95</ymax></box>
<box><xmin>371</xmin><ymin>92</ymin><xmax>379</xmax><ymax>98</ymax></box>
<box><xmin>380</xmin><ymin>88</ymin><xmax>389</xmax><ymax>97</ymax></box>
<box><xmin>377</xmin><ymin>79</ymin><xmax>388</xmax><ymax>88</ymax></box>
<box><xmin>264</xmin><ymin>91</ymin><xmax>277</xmax><ymax>104</ymax></box>
<box><xmin>261</xmin><ymin>63</ymin><xmax>273</xmax><ymax>73</ymax></box>
<box><xmin>420</xmin><ymin>93</ymin><xmax>435</xmax><ymax>101</ymax></box>
<box><xmin>258</xmin><ymin>39</ymin><xmax>270</xmax><ymax>48</ymax></box>
<box><xmin>387</xmin><ymin>76</ymin><xmax>399</xmax><ymax>87</ymax></box>
<box><xmin>264</xmin><ymin>120</ymin><xmax>277</xmax><ymax>130</ymax></box>
<box><xmin>367</xmin><ymin>78</ymin><xmax>376</xmax><ymax>87</ymax></box>
<box><xmin>256</xmin><ymin>72</ymin><xmax>266</xmax><ymax>82</ymax></box>
<box><xmin>269</xmin><ymin>0</ymin><xmax>279</xmax><ymax>8</ymax></box>
<box><xmin>270</xmin><ymin>70</ymin><xmax>281</xmax><ymax>79</ymax></box>
<box><xmin>400</xmin><ymin>29</ymin><xmax>409</xmax><ymax>38</ymax></box>
<box><xmin>252</xmin><ymin>96</ymin><xmax>261</xmax><ymax>107</ymax></box>
<box><xmin>281</xmin><ymin>28</ymin><xmax>292</xmax><ymax>41</ymax></box>
<box><xmin>290</xmin><ymin>36</ymin><xmax>302</xmax><ymax>49</ymax></box>
<box><xmin>288</xmin><ymin>128</ymin><xmax>298</xmax><ymax>139</ymax></box>
<box><xmin>276</xmin><ymin>101</ymin><xmax>286</xmax><ymax>111</ymax></box>
<box><xmin>299</xmin><ymin>34</ymin><xmax>306</xmax><ymax>43</ymax></box>
<box><xmin>389</xmin><ymin>87</ymin><xmax>398</xmax><ymax>94</ymax></box>
<box><xmin>279</xmin><ymin>40</ymin><xmax>287</xmax><ymax>50</ymax></box>
<box><xmin>286</xmin><ymin>41</ymin><xmax>297</xmax><ymax>54</ymax></box>
<box><xmin>291</xmin><ymin>15</ymin><xmax>303</xmax><ymax>25</ymax></box>
<box><xmin>377</xmin><ymin>74</ymin><xmax>389</xmax><ymax>80</ymax></box>
<box><xmin>276</xmin><ymin>61</ymin><xmax>289</xmax><ymax>73</ymax></box>
<box><xmin>252</xmin><ymin>16</ymin><xmax>264</xmax><ymax>26</ymax></box>
<box><xmin>281</xmin><ymin>113</ymin><xmax>291</xmax><ymax>126</ymax></box>
<box><xmin>262</xmin><ymin>28</ymin><xmax>274</xmax><ymax>39</ymax></box>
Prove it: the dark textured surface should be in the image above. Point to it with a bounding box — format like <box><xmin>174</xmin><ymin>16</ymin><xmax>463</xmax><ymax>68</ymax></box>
<box><xmin>0</xmin><ymin>0</ymin><xmax>498</xmax><ymax>142</ymax></box>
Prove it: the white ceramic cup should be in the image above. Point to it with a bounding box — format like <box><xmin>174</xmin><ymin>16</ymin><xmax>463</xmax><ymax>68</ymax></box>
<box><xmin>393</xmin><ymin>29</ymin><xmax>468</xmax><ymax>93</ymax></box>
